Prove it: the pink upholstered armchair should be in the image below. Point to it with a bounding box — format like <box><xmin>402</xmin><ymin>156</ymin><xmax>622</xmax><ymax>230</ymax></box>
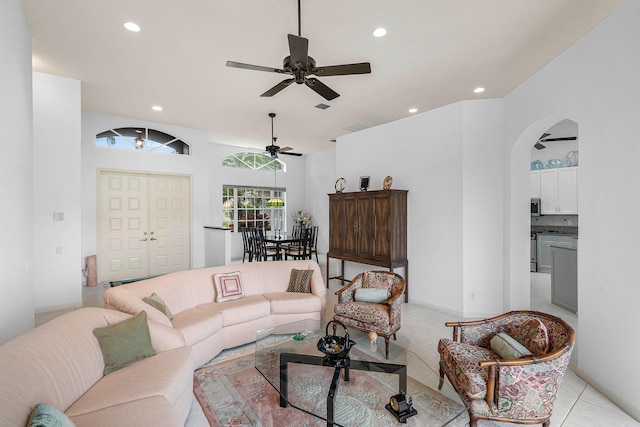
<box><xmin>333</xmin><ymin>271</ymin><xmax>405</xmax><ymax>358</ymax></box>
<box><xmin>438</xmin><ymin>311</ymin><xmax>575</xmax><ymax>427</ymax></box>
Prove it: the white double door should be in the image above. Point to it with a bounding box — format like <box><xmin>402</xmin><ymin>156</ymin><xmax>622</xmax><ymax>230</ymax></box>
<box><xmin>99</xmin><ymin>171</ymin><xmax>191</xmax><ymax>283</ymax></box>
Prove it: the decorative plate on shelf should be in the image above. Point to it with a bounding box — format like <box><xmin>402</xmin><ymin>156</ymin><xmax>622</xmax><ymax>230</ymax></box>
<box><xmin>531</xmin><ymin>160</ymin><xmax>544</xmax><ymax>170</ymax></box>
<box><xmin>383</xmin><ymin>176</ymin><xmax>393</xmax><ymax>190</ymax></box>
<box><xmin>566</xmin><ymin>151</ymin><xmax>579</xmax><ymax>167</ymax></box>
<box><xmin>547</xmin><ymin>159</ymin><xmax>563</xmax><ymax>168</ymax></box>
<box><xmin>335</xmin><ymin>177</ymin><xmax>346</xmax><ymax>193</ymax></box>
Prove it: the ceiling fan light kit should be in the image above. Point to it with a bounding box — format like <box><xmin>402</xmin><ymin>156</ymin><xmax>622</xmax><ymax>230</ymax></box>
<box><xmin>226</xmin><ymin>0</ymin><xmax>371</xmax><ymax>101</ymax></box>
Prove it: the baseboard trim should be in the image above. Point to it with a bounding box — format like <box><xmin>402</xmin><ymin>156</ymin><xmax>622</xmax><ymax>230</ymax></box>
<box><xmin>573</xmin><ymin>367</ymin><xmax>640</xmax><ymax>422</ymax></box>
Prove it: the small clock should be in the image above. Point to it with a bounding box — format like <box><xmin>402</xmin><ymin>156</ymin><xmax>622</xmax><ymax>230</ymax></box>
<box><xmin>335</xmin><ymin>178</ymin><xmax>346</xmax><ymax>193</ymax></box>
<box><xmin>386</xmin><ymin>392</ymin><xmax>417</xmax><ymax>422</ymax></box>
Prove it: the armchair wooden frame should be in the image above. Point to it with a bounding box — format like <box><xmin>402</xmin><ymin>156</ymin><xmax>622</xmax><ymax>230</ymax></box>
<box><xmin>438</xmin><ymin>310</ymin><xmax>575</xmax><ymax>427</ymax></box>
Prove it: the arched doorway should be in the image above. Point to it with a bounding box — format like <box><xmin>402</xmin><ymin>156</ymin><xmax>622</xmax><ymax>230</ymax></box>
<box><xmin>507</xmin><ymin>116</ymin><xmax>579</xmax><ymax>319</ymax></box>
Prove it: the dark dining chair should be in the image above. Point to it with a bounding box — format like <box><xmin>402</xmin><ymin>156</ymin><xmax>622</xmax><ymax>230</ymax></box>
<box><xmin>240</xmin><ymin>227</ymin><xmax>253</xmax><ymax>262</ymax></box>
<box><xmin>284</xmin><ymin>227</ymin><xmax>312</xmax><ymax>260</ymax></box>
<box><xmin>308</xmin><ymin>225</ymin><xmax>319</xmax><ymax>262</ymax></box>
<box><xmin>251</xmin><ymin>227</ymin><xmax>279</xmax><ymax>261</ymax></box>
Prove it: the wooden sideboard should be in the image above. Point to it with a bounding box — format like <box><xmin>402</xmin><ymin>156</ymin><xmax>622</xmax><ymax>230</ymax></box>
<box><xmin>327</xmin><ymin>189</ymin><xmax>408</xmax><ymax>301</ymax></box>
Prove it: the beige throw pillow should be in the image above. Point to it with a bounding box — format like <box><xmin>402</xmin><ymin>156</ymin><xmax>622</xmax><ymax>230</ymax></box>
<box><xmin>287</xmin><ymin>269</ymin><xmax>313</xmax><ymax>293</ymax></box>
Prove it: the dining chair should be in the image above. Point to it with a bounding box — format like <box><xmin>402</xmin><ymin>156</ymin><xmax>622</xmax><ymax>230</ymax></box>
<box><xmin>240</xmin><ymin>227</ymin><xmax>253</xmax><ymax>262</ymax></box>
<box><xmin>251</xmin><ymin>227</ymin><xmax>279</xmax><ymax>261</ymax></box>
<box><xmin>284</xmin><ymin>227</ymin><xmax>312</xmax><ymax>260</ymax></box>
<box><xmin>308</xmin><ymin>225</ymin><xmax>319</xmax><ymax>262</ymax></box>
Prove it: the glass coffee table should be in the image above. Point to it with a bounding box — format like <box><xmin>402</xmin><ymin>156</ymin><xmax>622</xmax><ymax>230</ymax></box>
<box><xmin>255</xmin><ymin>319</ymin><xmax>467</xmax><ymax>427</ymax></box>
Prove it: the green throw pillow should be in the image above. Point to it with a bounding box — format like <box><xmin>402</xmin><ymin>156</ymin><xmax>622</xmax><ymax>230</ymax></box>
<box><xmin>354</xmin><ymin>287</ymin><xmax>389</xmax><ymax>303</ymax></box>
<box><xmin>143</xmin><ymin>293</ymin><xmax>173</xmax><ymax>320</ymax></box>
<box><xmin>490</xmin><ymin>332</ymin><xmax>533</xmax><ymax>360</ymax></box>
<box><xmin>287</xmin><ymin>269</ymin><xmax>313</xmax><ymax>293</ymax></box>
<box><xmin>93</xmin><ymin>310</ymin><xmax>156</xmax><ymax>375</ymax></box>
<box><xmin>28</xmin><ymin>403</ymin><xmax>76</xmax><ymax>427</ymax></box>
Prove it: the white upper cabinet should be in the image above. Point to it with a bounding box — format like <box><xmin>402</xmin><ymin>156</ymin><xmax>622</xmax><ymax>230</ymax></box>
<box><xmin>539</xmin><ymin>167</ymin><xmax>578</xmax><ymax>214</ymax></box>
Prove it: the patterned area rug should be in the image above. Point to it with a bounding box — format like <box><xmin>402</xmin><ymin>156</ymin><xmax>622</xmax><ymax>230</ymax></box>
<box><xmin>194</xmin><ymin>348</ymin><xmax>466</xmax><ymax>427</ymax></box>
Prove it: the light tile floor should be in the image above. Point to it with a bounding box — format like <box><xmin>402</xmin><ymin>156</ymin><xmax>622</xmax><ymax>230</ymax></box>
<box><xmin>36</xmin><ymin>266</ymin><xmax>639</xmax><ymax>426</ymax></box>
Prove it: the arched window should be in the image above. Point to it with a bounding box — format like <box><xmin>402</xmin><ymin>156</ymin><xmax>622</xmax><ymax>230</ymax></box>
<box><xmin>96</xmin><ymin>127</ymin><xmax>189</xmax><ymax>155</ymax></box>
<box><xmin>222</xmin><ymin>152</ymin><xmax>284</xmax><ymax>171</ymax></box>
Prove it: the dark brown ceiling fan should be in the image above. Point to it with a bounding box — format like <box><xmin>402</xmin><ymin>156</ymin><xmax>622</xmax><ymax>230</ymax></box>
<box><xmin>265</xmin><ymin>113</ymin><xmax>301</xmax><ymax>157</ymax></box>
<box><xmin>226</xmin><ymin>0</ymin><xmax>371</xmax><ymax>101</ymax></box>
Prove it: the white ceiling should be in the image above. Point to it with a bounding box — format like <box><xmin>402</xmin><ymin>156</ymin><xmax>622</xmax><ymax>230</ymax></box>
<box><xmin>23</xmin><ymin>0</ymin><xmax>623</xmax><ymax>155</ymax></box>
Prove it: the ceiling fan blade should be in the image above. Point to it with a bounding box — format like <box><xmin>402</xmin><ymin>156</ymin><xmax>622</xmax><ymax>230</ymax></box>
<box><xmin>305</xmin><ymin>78</ymin><xmax>340</xmax><ymax>101</ymax></box>
<box><xmin>279</xmin><ymin>146</ymin><xmax>293</xmax><ymax>152</ymax></box>
<box><xmin>311</xmin><ymin>62</ymin><xmax>372</xmax><ymax>76</ymax></box>
<box><xmin>540</xmin><ymin>136</ymin><xmax>577</xmax><ymax>142</ymax></box>
<box><xmin>280</xmin><ymin>151</ymin><xmax>303</xmax><ymax>157</ymax></box>
<box><xmin>226</xmin><ymin>61</ymin><xmax>286</xmax><ymax>74</ymax></box>
<box><xmin>288</xmin><ymin>34</ymin><xmax>309</xmax><ymax>69</ymax></box>
<box><xmin>260</xmin><ymin>79</ymin><xmax>295</xmax><ymax>97</ymax></box>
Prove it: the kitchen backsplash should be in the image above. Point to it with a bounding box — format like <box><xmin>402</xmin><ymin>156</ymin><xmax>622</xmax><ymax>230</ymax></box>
<box><xmin>532</xmin><ymin>214</ymin><xmax>578</xmax><ymax>235</ymax></box>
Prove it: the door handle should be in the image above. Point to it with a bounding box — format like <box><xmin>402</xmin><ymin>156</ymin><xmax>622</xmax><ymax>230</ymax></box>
<box><xmin>150</xmin><ymin>237</ymin><xmax>157</xmax><ymax>241</ymax></box>
<box><xmin>140</xmin><ymin>238</ymin><xmax>148</xmax><ymax>241</ymax></box>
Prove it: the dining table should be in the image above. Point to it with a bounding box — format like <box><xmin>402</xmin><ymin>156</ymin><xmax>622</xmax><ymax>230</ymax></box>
<box><xmin>263</xmin><ymin>232</ymin><xmax>302</xmax><ymax>260</ymax></box>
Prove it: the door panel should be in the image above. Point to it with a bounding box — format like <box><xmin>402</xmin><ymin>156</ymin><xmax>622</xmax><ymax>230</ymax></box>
<box><xmin>99</xmin><ymin>172</ymin><xmax>149</xmax><ymax>282</ymax></box>
<box><xmin>343</xmin><ymin>195</ymin><xmax>358</xmax><ymax>256</ymax></box>
<box><xmin>148</xmin><ymin>175</ymin><xmax>191</xmax><ymax>276</ymax></box>
<box><xmin>99</xmin><ymin>171</ymin><xmax>190</xmax><ymax>283</ymax></box>
<box><xmin>357</xmin><ymin>195</ymin><xmax>374</xmax><ymax>258</ymax></box>
<box><xmin>373</xmin><ymin>195</ymin><xmax>390</xmax><ymax>259</ymax></box>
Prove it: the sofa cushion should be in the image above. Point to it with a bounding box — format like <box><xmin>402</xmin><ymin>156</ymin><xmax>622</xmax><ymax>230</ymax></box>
<box><xmin>197</xmin><ymin>295</ymin><xmax>270</xmax><ymax>327</ymax></box>
<box><xmin>354</xmin><ymin>288</ymin><xmax>389</xmax><ymax>303</ymax></box>
<box><xmin>213</xmin><ymin>271</ymin><xmax>245</xmax><ymax>302</ymax></box>
<box><xmin>68</xmin><ymin>396</ymin><xmax>181</xmax><ymax>427</ymax></box>
<box><xmin>490</xmin><ymin>332</ymin><xmax>533</xmax><ymax>360</ymax></box>
<box><xmin>438</xmin><ymin>338</ymin><xmax>499</xmax><ymax>400</ymax></box>
<box><xmin>93</xmin><ymin>311</ymin><xmax>156</xmax><ymax>375</ymax></box>
<box><xmin>143</xmin><ymin>293</ymin><xmax>173</xmax><ymax>320</ymax></box>
<box><xmin>286</xmin><ymin>269</ymin><xmax>313</xmax><ymax>293</ymax></box>
<box><xmin>28</xmin><ymin>403</ymin><xmax>76</xmax><ymax>427</ymax></box>
<box><xmin>65</xmin><ymin>347</ymin><xmax>193</xmax><ymax>420</ymax></box>
<box><xmin>170</xmin><ymin>308</ymin><xmax>223</xmax><ymax>346</ymax></box>
<box><xmin>263</xmin><ymin>292</ymin><xmax>322</xmax><ymax>314</ymax></box>
<box><xmin>513</xmin><ymin>318</ymin><xmax>549</xmax><ymax>356</ymax></box>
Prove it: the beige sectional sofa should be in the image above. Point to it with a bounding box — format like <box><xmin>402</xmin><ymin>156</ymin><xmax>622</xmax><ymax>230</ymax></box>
<box><xmin>103</xmin><ymin>259</ymin><xmax>326</xmax><ymax>367</ymax></box>
<box><xmin>0</xmin><ymin>307</ymin><xmax>207</xmax><ymax>427</ymax></box>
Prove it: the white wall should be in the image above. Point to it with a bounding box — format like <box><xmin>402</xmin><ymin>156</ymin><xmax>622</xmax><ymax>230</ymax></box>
<box><xmin>82</xmin><ymin>112</ymin><xmax>308</xmax><ymax>271</ymax></box>
<box><xmin>335</xmin><ymin>100</ymin><xmax>504</xmax><ymax>316</ymax></box>
<box><xmin>0</xmin><ymin>0</ymin><xmax>35</xmax><ymax>343</ymax></box>
<box><xmin>33</xmin><ymin>72</ymin><xmax>82</xmax><ymax>312</ymax></box>
<box><xmin>304</xmin><ymin>148</ymin><xmax>336</xmax><ymax>257</ymax></box>
<box><xmin>504</xmin><ymin>0</ymin><xmax>640</xmax><ymax>418</ymax></box>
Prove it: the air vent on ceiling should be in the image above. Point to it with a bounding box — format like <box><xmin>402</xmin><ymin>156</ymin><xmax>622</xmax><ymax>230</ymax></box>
<box><xmin>315</xmin><ymin>103</ymin><xmax>330</xmax><ymax>110</ymax></box>
<box><xmin>342</xmin><ymin>124</ymin><xmax>369</xmax><ymax>132</ymax></box>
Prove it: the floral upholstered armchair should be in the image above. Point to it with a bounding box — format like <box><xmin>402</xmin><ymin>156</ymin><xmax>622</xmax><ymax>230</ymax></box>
<box><xmin>438</xmin><ymin>311</ymin><xmax>575</xmax><ymax>427</ymax></box>
<box><xmin>333</xmin><ymin>271</ymin><xmax>405</xmax><ymax>358</ymax></box>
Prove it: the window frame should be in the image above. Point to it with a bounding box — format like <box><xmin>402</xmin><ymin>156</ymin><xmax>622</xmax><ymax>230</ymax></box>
<box><xmin>222</xmin><ymin>185</ymin><xmax>286</xmax><ymax>232</ymax></box>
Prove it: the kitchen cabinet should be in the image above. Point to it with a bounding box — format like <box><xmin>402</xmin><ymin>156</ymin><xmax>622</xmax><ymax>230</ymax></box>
<box><xmin>328</xmin><ymin>189</ymin><xmax>408</xmax><ymax>300</ymax></box>
<box><xmin>530</xmin><ymin>170</ymin><xmax>541</xmax><ymax>198</ymax></box>
<box><xmin>536</xmin><ymin>234</ymin><xmax>577</xmax><ymax>273</ymax></box>
<box><xmin>540</xmin><ymin>167</ymin><xmax>578</xmax><ymax>214</ymax></box>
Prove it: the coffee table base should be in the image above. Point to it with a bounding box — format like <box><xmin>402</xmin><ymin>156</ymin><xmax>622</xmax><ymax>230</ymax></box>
<box><xmin>280</xmin><ymin>352</ymin><xmax>408</xmax><ymax>427</ymax></box>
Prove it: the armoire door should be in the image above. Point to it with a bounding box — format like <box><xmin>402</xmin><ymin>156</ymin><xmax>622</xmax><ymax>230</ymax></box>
<box><xmin>99</xmin><ymin>171</ymin><xmax>191</xmax><ymax>283</ymax></box>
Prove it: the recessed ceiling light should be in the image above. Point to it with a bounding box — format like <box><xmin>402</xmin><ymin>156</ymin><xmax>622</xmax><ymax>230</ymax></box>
<box><xmin>474</xmin><ymin>87</ymin><xmax>485</xmax><ymax>93</ymax></box>
<box><xmin>152</xmin><ymin>105</ymin><xmax>163</xmax><ymax>111</ymax></box>
<box><xmin>124</xmin><ymin>22</ymin><xmax>141</xmax><ymax>32</ymax></box>
<box><xmin>408</xmin><ymin>108</ymin><xmax>418</xmax><ymax>114</ymax></box>
<box><xmin>373</xmin><ymin>28</ymin><xmax>387</xmax><ymax>38</ymax></box>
